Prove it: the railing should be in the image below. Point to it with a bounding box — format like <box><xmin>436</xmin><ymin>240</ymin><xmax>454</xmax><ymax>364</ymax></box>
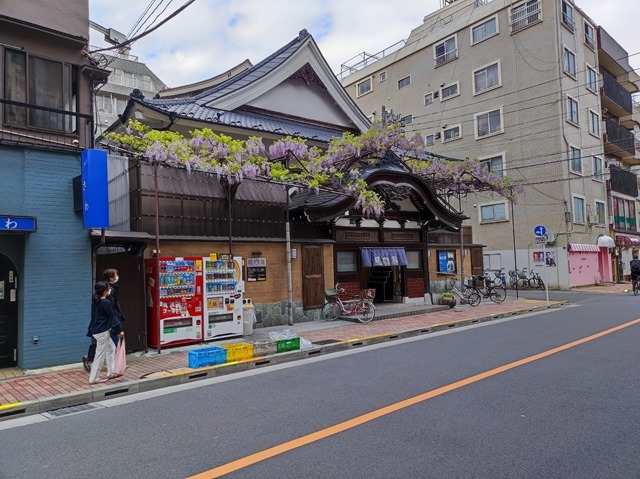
<box><xmin>510</xmin><ymin>0</ymin><xmax>541</xmax><ymax>33</ymax></box>
<box><xmin>339</xmin><ymin>41</ymin><xmax>406</xmax><ymax>80</ymax></box>
<box><xmin>605</xmin><ymin>119</ymin><xmax>636</xmax><ymax>156</ymax></box>
<box><xmin>0</xmin><ymin>98</ymin><xmax>93</xmax><ymax>151</ymax></box>
<box><xmin>435</xmin><ymin>49</ymin><xmax>458</xmax><ymax>66</ymax></box>
<box><xmin>601</xmin><ymin>70</ymin><xmax>633</xmax><ymax>114</ymax></box>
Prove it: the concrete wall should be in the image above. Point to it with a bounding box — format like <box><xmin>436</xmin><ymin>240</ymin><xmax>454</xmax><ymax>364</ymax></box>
<box><xmin>0</xmin><ymin>146</ymin><xmax>92</xmax><ymax>369</ymax></box>
<box><xmin>0</xmin><ymin>1</ymin><xmax>89</xmax><ymax>40</ymax></box>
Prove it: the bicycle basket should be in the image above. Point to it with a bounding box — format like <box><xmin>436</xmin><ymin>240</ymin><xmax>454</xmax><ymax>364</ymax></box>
<box><xmin>324</xmin><ymin>288</ymin><xmax>339</xmax><ymax>300</ymax></box>
<box><xmin>360</xmin><ymin>288</ymin><xmax>376</xmax><ymax>299</ymax></box>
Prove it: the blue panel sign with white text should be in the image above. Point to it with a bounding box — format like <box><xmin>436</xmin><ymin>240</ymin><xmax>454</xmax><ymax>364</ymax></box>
<box><xmin>81</xmin><ymin>149</ymin><xmax>109</xmax><ymax>229</ymax></box>
<box><xmin>0</xmin><ymin>216</ymin><xmax>37</xmax><ymax>232</ymax></box>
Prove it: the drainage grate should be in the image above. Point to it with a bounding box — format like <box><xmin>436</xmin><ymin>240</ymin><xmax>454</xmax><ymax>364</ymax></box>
<box><xmin>43</xmin><ymin>403</ymin><xmax>99</xmax><ymax>419</ymax></box>
<box><xmin>313</xmin><ymin>339</ymin><xmax>340</xmax><ymax>345</ymax></box>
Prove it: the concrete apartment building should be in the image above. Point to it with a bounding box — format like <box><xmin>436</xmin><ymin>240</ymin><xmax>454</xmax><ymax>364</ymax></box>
<box><xmin>341</xmin><ymin>0</ymin><xmax>640</xmax><ymax>289</ymax></box>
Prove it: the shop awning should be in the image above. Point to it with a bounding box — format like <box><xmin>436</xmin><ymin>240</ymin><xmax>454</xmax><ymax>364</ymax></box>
<box><xmin>615</xmin><ymin>235</ymin><xmax>640</xmax><ymax>246</ymax></box>
<box><xmin>596</xmin><ymin>235</ymin><xmax>615</xmax><ymax>248</ymax></box>
<box><xmin>569</xmin><ymin>243</ymin><xmax>600</xmax><ymax>252</ymax></box>
<box><xmin>361</xmin><ymin>247</ymin><xmax>408</xmax><ymax>267</ymax></box>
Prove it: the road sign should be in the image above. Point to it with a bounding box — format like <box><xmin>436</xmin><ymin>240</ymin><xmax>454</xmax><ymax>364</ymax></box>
<box><xmin>533</xmin><ymin>225</ymin><xmax>547</xmax><ymax>237</ymax></box>
<box><xmin>535</xmin><ymin>236</ymin><xmax>548</xmax><ymax>244</ymax></box>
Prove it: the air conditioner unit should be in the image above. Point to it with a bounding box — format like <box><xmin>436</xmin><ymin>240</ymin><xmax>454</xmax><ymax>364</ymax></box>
<box><xmin>546</xmin><ymin>233</ymin><xmax>556</xmax><ymax>244</ymax></box>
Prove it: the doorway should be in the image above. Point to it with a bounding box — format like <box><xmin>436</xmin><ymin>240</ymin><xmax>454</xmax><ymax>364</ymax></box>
<box><xmin>95</xmin><ymin>252</ymin><xmax>146</xmax><ymax>353</ymax></box>
<box><xmin>0</xmin><ymin>254</ymin><xmax>18</xmax><ymax>368</ymax></box>
<box><xmin>302</xmin><ymin>245</ymin><xmax>324</xmax><ymax>309</ymax></box>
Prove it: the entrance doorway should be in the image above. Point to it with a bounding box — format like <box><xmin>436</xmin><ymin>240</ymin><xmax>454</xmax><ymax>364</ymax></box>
<box><xmin>95</xmin><ymin>252</ymin><xmax>146</xmax><ymax>353</ymax></box>
<box><xmin>0</xmin><ymin>254</ymin><xmax>18</xmax><ymax>368</ymax></box>
<box><xmin>302</xmin><ymin>245</ymin><xmax>324</xmax><ymax>309</ymax></box>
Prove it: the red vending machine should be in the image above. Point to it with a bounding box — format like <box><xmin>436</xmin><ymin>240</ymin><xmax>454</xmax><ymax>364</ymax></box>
<box><xmin>202</xmin><ymin>255</ymin><xmax>244</xmax><ymax>340</ymax></box>
<box><xmin>145</xmin><ymin>257</ymin><xmax>204</xmax><ymax>349</ymax></box>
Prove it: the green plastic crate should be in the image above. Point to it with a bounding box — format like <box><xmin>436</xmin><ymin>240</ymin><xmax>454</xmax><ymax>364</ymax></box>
<box><xmin>276</xmin><ymin>337</ymin><xmax>300</xmax><ymax>353</ymax></box>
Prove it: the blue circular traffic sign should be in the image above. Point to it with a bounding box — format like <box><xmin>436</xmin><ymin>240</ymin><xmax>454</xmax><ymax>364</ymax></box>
<box><xmin>533</xmin><ymin>225</ymin><xmax>547</xmax><ymax>237</ymax></box>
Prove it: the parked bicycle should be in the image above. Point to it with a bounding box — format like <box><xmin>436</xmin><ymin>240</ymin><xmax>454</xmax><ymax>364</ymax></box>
<box><xmin>528</xmin><ymin>269</ymin><xmax>545</xmax><ymax>290</ymax></box>
<box><xmin>487</xmin><ymin>268</ymin><xmax>507</xmax><ymax>288</ymax></box>
<box><xmin>469</xmin><ymin>274</ymin><xmax>507</xmax><ymax>303</ymax></box>
<box><xmin>321</xmin><ymin>284</ymin><xmax>376</xmax><ymax>323</ymax></box>
<box><xmin>447</xmin><ymin>279</ymin><xmax>481</xmax><ymax>307</ymax></box>
<box><xmin>508</xmin><ymin>269</ymin><xmax>519</xmax><ymax>289</ymax></box>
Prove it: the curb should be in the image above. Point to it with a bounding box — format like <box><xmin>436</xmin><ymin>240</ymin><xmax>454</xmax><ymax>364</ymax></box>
<box><xmin>0</xmin><ymin>300</ymin><xmax>568</xmax><ymax>422</ymax></box>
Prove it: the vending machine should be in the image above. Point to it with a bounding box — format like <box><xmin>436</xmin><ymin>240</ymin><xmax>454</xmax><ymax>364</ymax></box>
<box><xmin>202</xmin><ymin>255</ymin><xmax>244</xmax><ymax>340</ymax></box>
<box><xmin>145</xmin><ymin>257</ymin><xmax>204</xmax><ymax>349</ymax></box>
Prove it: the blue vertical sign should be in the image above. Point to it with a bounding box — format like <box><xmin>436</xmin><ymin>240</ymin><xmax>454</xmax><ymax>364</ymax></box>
<box><xmin>81</xmin><ymin>149</ymin><xmax>109</xmax><ymax>228</ymax></box>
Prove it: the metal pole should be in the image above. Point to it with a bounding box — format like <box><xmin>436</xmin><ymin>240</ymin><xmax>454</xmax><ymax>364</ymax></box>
<box><xmin>511</xmin><ymin>197</ymin><xmax>519</xmax><ymax>299</ymax></box>
<box><xmin>226</xmin><ymin>181</ymin><xmax>233</xmax><ymax>256</ymax></box>
<box><xmin>285</xmin><ymin>188</ymin><xmax>293</xmax><ymax>326</ymax></box>
<box><xmin>458</xmin><ymin>190</ymin><xmax>464</xmax><ymax>290</ymax></box>
<box><xmin>154</xmin><ymin>164</ymin><xmax>162</xmax><ymax>354</ymax></box>
<box><xmin>543</xmin><ymin>241</ymin><xmax>549</xmax><ymax>304</ymax></box>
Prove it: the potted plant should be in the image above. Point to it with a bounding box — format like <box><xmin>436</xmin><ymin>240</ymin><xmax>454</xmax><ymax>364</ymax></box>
<box><xmin>439</xmin><ymin>291</ymin><xmax>457</xmax><ymax>308</ymax></box>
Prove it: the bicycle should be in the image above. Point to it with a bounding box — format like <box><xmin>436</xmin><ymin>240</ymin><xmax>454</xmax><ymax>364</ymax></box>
<box><xmin>632</xmin><ymin>275</ymin><xmax>639</xmax><ymax>296</ymax></box>
<box><xmin>528</xmin><ymin>270</ymin><xmax>545</xmax><ymax>290</ymax></box>
<box><xmin>508</xmin><ymin>269</ymin><xmax>519</xmax><ymax>289</ymax></box>
<box><xmin>487</xmin><ymin>268</ymin><xmax>506</xmax><ymax>288</ymax></box>
<box><xmin>321</xmin><ymin>284</ymin><xmax>376</xmax><ymax>323</ymax></box>
<box><xmin>469</xmin><ymin>274</ymin><xmax>507</xmax><ymax>303</ymax></box>
<box><xmin>516</xmin><ymin>268</ymin><xmax>530</xmax><ymax>289</ymax></box>
<box><xmin>447</xmin><ymin>279</ymin><xmax>481</xmax><ymax>307</ymax></box>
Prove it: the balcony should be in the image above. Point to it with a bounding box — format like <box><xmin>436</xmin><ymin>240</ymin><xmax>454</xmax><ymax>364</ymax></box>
<box><xmin>601</xmin><ymin>70</ymin><xmax>633</xmax><ymax>117</ymax></box>
<box><xmin>609</xmin><ymin>165</ymin><xmax>638</xmax><ymax>196</ymax></box>
<box><xmin>604</xmin><ymin>118</ymin><xmax>638</xmax><ymax>163</ymax></box>
<box><xmin>0</xmin><ymin>99</ymin><xmax>93</xmax><ymax>152</ymax></box>
<box><xmin>597</xmin><ymin>26</ymin><xmax>636</xmax><ymax>85</ymax></box>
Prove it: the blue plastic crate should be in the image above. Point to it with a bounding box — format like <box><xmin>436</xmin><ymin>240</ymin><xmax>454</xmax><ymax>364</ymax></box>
<box><xmin>188</xmin><ymin>346</ymin><xmax>227</xmax><ymax>369</ymax></box>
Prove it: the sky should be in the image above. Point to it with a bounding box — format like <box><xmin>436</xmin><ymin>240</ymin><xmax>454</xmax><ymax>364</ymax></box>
<box><xmin>88</xmin><ymin>0</ymin><xmax>639</xmax><ymax>89</ymax></box>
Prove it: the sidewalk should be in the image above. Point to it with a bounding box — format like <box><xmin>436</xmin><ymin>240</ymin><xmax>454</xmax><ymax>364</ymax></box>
<box><xmin>0</xmin><ymin>296</ymin><xmax>573</xmax><ymax>421</ymax></box>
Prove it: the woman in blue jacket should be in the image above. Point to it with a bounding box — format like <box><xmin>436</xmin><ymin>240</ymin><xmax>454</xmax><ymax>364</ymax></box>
<box><xmin>88</xmin><ymin>281</ymin><xmax>124</xmax><ymax>384</ymax></box>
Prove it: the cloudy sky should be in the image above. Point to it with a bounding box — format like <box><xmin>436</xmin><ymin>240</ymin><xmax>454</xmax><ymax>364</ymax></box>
<box><xmin>89</xmin><ymin>0</ymin><xmax>639</xmax><ymax>88</ymax></box>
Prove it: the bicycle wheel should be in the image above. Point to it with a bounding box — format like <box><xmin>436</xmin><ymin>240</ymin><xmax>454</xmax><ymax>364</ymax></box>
<box><xmin>489</xmin><ymin>286</ymin><xmax>506</xmax><ymax>303</ymax></box>
<box><xmin>537</xmin><ymin>278</ymin><xmax>545</xmax><ymax>290</ymax></box>
<box><xmin>354</xmin><ymin>301</ymin><xmax>375</xmax><ymax>323</ymax></box>
<box><xmin>464</xmin><ymin>291</ymin><xmax>481</xmax><ymax>307</ymax></box>
<box><xmin>517</xmin><ymin>278</ymin><xmax>529</xmax><ymax>289</ymax></box>
<box><xmin>634</xmin><ymin>281</ymin><xmax>638</xmax><ymax>296</ymax></box>
<box><xmin>321</xmin><ymin>301</ymin><xmax>341</xmax><ymax>320</ymax></box>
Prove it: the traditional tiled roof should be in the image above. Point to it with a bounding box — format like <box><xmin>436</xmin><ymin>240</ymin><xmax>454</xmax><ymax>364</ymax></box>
<box><xmin>133</xmin><ymin>97</ymin><xmax>346</xmax><ymax>143</ymax></box>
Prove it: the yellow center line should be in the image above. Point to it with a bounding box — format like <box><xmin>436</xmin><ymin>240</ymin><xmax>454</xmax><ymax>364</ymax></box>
<box><xmin>187</xmin><ymin>318</ymin><xmax>640</xmax><ymax>479</ymax></box>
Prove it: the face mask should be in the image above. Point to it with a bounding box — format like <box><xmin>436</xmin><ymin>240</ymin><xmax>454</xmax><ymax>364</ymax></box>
<box><xmin>106</xmin><ymin>289</ymin><xmax>111</xmax><ymax>296</ymax></box>
<box><xmin>114</xmin><ymin>275</ymin><xmax>119</xmax><ymax>283</ymax></box>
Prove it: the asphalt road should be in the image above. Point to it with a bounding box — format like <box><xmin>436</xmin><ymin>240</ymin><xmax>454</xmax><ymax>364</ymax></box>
<box><xmin>1</xmin><ymin>291</ymin><xmax>639</xmax><ymax>479</ymax></box>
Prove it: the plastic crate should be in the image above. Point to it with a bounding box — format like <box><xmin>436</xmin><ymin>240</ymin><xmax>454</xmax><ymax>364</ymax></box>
<box><xmin>253</xmin><ymin>340</ymin><xmax>277</xmax><ymax>357</ymax></box>
<box><xmin>276</xmin><ymin>337</ymin><xmax>300</xmax><ymax>353</ymax></box>
<box><xmin>221</xmin><ymin>342</ymin><xmax>254</xmax><ymax>362</ymax></box>
<box><xmin>188</xmin><ymin>346</ymin><xmax>227</xmax><ymax>369</ymax></box>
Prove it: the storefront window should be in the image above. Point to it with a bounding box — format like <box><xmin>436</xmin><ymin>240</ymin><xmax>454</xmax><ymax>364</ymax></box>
<box><xmin>406</xmin><ymin>250</ymin><xmax>422</xmax><ymax>269</ymax></box>
<box><xmin>437</xmin><ymin>250</ymin><xmax>457</xmax><ymax>274</ymax></box>
<box><xmin>336</xmin><ymin>251</ymin><xmax>357</xmax><ymax>272</ymax></box>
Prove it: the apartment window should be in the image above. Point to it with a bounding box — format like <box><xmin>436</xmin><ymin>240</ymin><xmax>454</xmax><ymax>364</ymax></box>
<box><xmin>613</xmin><ymin>197</ymin><xmax>637</xmax><ymax>231</ymax></box>
<box><xmin>96</xmin><ymin>94</ymin><xmax>114</xmax><ymax>114</ymax></box>
<box><xmin>510</xmin><ymin>0</ymin><xmax>541</xmax><ymax>33</ymax></box>
<box><xmin>573</xmin><ymin>196</ymin><xmax>585</xmax><ymax>223</ymax></box>
<box><xmin>561</xmin><ymin>0</ymin><xmax>575</xmax><ymax>31</ymax></box>
<box><xmin>563</xmin><ymin>48</ymin><xmax>576</xmax><ymax>77</ymax></box>
<box><xmin>589</xmin><ymin>110</ymin><xmax>600</xmax><ymax>137</ymax></box>
<box><xmin>379</xmin><ymin>71</ymin><xmax>387</xmax><ymax>82</ymax></box>
<box><xmin>434</xmin><ymin>36</ymin><xmax>457</xmax><ymax>66</ymax></box>
<box><xmin>586</xmin><ymin>66</ymin><xmax>598</xmax><ymax>92</ymax></box>
<box><xmin>336</xmin><ymin>251</ymin><xmax>357</xmax><ymax>272</ymax></box>
<box><xmin>398</xmin><ymin>76</ymin><xmax>411</xmax><ymax>90</ymax></box>
<box><xmin>471</xmin><ymin>16</ymin><xmax>498</xmax><ymax>44</ymax></box>
<box><xmin>425</xmin><ymin>134</ymin><xmax>435</xmax><ymax>146</ymax></box>
<box><xmin>567</xmin><ymin>96</ymin><xmax>579</xmax><ymax>125</ymax></box>
<box><xmin>424</xmin><ymin>93</ymin><xmax>434</xmax><ymax>105</ymax></box>
<box><xmin>595</xmin><ymin>201</ymin><xmax>606</xmax><ymax>225</ymax></box>
<box><xmin>4</xmin><ymin>49</ymin><xmax>78</xmax><ymax>132</ymax></box>
<box><xmin>400</xmin><ymin>114</ymin><xmax>413</xmax><ymax>125</ymax></box>
<box><xmin>441</xmin><ymin>82</ymin><xmax>459</xmax><ymax>100</ymax></box>
<box><xmin>356</xmin><ymin>77</ymin><xmax>372</xmax><ymax>97</ymax></box>
<box><xmin>593</xmin><ymin>156</ymin><xmax>603</xmax><ymax>181</ymax></box>
<box><xmin>480</xmin><ymin>202</ymin><xmax>507</xmax><ymax>222</ymax></box>
<box><xmin>475</xmin><ymin>108</ymin><xmax>503</xmax><ymax>138</ymax></box>
<box><xmin>473</xmin><ymin>62</ymin><xmax>500</xmax><ymax>94</ymax></box>
<box><xmin>480</xmin><ymin>154</ymin><xmax>504</xmax><ymax>176</ymax></box>
<box><xmin>584</xmin><ymin>22</ymin><xmax>596</xmax><ymax>49</ymax></box>
<box><xmin>569</xmin><ymin>146</ymin><xmax>582</xmax><ymax>173</ymax></box>
<box><xmin>443</xmin><ymin>125</ymin><xmax>461</xmax><ymax>142</ymax></box>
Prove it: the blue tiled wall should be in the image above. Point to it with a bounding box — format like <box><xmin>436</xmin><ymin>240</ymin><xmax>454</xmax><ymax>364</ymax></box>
<box><xmin>0</xmin><ymin>146</ymin><xmax>92</xmax><ymax>369</ymax></box>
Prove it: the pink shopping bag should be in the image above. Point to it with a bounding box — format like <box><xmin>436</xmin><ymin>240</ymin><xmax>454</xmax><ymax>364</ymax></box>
<box><xmin>113</xmin><ymin>338</ymin><xmax>127</xmax><ymax>376</ymax></box>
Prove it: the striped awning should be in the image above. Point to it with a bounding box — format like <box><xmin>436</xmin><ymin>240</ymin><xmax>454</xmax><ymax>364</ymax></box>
<box><xmin>569</xmin><ymin>243</ymin><xmax>600</xmax><ymax>252</ymax></box>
